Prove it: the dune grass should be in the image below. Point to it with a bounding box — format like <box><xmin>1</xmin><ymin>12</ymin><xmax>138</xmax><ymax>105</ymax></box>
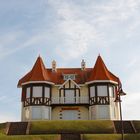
<box><xmin>82</xmin><ymin>134</ymin><xmax>140</xmax><ymax>140</ymax></box>
<box><xmin>30</xmin><ymin>120</ymin><xmax>114</xmax><ymax>134</ymax></box>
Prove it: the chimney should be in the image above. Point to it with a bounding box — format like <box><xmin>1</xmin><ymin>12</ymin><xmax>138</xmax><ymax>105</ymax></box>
<box><xmin>81</xmin><ymin>59</ymin><xmax>86</xmax><ymax>70</ymax></box>
<box><xmin>52</xmin><ymin>60</ymin><xmax>57</xmax><ymax>72</ymax></box>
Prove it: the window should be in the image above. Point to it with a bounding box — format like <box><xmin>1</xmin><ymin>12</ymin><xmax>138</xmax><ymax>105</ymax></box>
<box><xmin>26</xmin><ymin>87</ymin><xmax>30</xmax><ymax>98</ymax></box>
<box><xmin>97</xmin><ymin>86</ymin><xmax>108</xmax><ymax>96</ymax></box>
<box><xmin>62</xmin><ymin>110</ymin><xmax>78</xmax><ymax>120</ymax></box>
<box><xmin>43</xmin><ymin>107</ymin><xmax>50</xmax><ymax>119</ymax></box>
<box><xmin>90</xmin><ymin>86</ymin><xmax>95</xmax><ymax>97</ymax></box>
<box><xmin>63</xmin><ymin>74</ymin><xmax>76</xmax><ymax>80</ymax></box>
<box><xmin>109</xmin><ymin>86</ymin><xmax>114</xmax><ymax>97</ymax></box>
<box><xmin>45</xmin><ymin>87</ymin><xmax>50</xmax><ymax>98</ymax></box>
<box><xmin>98</xmin><ymin>106</ymin><xmax>109</xmax><ymax>119</ymax></box>
<box><xmin>32</xmin><ymin>106</ymin><xmax>42</xmax><ymax>119</ymax></box>
<box><xmin>65</xmin><ymin>90</ymin><xmax>75</xmax><ymax>103</ymax></box>
<box><xmin>33</xmin><ymin>86</ymin><xmax>42</xmax><ymax>97</ymax></box>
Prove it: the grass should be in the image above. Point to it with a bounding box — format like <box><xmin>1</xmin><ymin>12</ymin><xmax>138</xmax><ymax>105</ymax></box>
<box><xmin>0</xmin><ymin>123</ymin><xmax>6</xmax><ymax>134</ymax></box>
<box><xmin>133</xmin><ymin>121</ymin><xmax>140</xmax><ymax>133</ymax></box>
<box><xmin>0</xmin><ymin>134</ymin><xmax>60</xmax><ymax>140</ymax></box>
<box><xmin>82</xmin><ymin>134</ymin><xmax>140</xmax><ymax>140</ymax></box>
<box><xmin>30</xmin><ymin>120</ymin><xmax>114</xmax><ymax>134</ymax></box>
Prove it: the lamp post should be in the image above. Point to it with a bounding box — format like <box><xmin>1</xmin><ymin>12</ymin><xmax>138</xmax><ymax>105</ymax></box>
<box><xmin>114</xmin><ymin>89</ymin><xmax>126</xmax><ymax>140</ymax></box>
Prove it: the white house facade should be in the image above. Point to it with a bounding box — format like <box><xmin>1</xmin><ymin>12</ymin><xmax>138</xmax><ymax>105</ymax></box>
<box><xmin>18</xmin><ymin>55</ymin><xmax>124</xmax><ymax>121</ymax></box>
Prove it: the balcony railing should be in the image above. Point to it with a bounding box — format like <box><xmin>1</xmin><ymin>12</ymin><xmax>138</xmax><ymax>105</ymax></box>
<box><xmin>23</xmin><ymin>96</ymin><xmax>89</xmax><ymax>107</ymax></box>
<box><xmin>51</xmin><ymin>96</ymin><xmax>89</xmax><ymax>104</ymax></box>
<box><xmin>90</xmin><ymin>96</ymin><xmax>109</xmax><ymax>105</ymax></box>
<box><xmin>24</xmin><ymin>97</ymin><xmax>51</xmax><ymax>107</ymax></box>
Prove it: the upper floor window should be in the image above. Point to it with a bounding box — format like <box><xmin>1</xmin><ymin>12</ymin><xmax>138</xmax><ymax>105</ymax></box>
<box><xmin>33</xmin><ymin>86</ymin><xmax>42</xmax><ymax>97</ymax></box>
<box><xmin>109</xmin><ymin>86</ymin><xmax>115</xmax><ymax>98</ymax></box>
<box><xmin>63</xmin><ymin>74</ymin><xmax>76</xmax><ymax>80</ymax></box>
<box><xmin>45</xmin><ymin>87</ymin><xmax>50</xmax><ymax>98</ymax></box>
<box><xmin>90</xmin><ymin>86</ymin><xmax>95</xmax><ymax>97</ymax></box>
<box><xmin>26</xmin><ymin>87</ymin><xmax>30</xmax><ymax>98</ymax></box>
<box><xmin>97</xmin><ymin>85</ymin><xmax>108</xmax><ymax>96</ymax></box>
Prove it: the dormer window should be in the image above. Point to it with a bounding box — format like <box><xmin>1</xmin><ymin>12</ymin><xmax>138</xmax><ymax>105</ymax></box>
<box><xmin>63</xmin><ymin>74</ymin><xmax>76</xmax><ymax>80</ymax></box>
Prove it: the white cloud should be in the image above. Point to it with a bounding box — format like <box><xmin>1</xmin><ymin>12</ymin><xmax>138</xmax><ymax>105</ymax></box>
<box><xmin>48</xmin><ymin>0</ymin><xmax>103</xmax><ymax>60</ymax></box>
<box><xmin>0</xmin><ymin>32</ymin><xmax>48</xmax><ymax>60</ymax></box>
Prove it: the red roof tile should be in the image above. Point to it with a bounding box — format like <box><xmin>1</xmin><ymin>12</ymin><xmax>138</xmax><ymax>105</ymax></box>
<box><xmin>87</xmin><ymin>55</ymin><xmax>120</xmax><ymax>83</ymax></box>
<box><xmin>18</xmin><ymin>56</ymin><xmax>50</xmax><ymax>86</ymax></box>
<box><xmin>18</xmin><ymin>55</ymin><xmax>120</xmax><ymax>87</ymax></box>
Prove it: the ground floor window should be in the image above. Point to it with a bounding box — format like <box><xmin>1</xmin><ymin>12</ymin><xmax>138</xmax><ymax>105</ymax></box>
<box><xmin>62</xmin><ymin>110</ymin><xmax>78</xmax><ymax>120</ymax></box>
<box><xmin>31</xmin><ymin>106</ymin><xmax>50</xmax><ymax>120</ymax></box>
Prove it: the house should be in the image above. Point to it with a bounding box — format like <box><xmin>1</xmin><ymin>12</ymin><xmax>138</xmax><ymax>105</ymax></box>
<box><xmin>18</xmin><ymin>55</ymin><xmax>124</xmax><ymax>121</ymax></box>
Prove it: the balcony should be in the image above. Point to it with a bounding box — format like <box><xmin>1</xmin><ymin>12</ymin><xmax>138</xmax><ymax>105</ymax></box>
<box><xmin>51</xmin><ymin>96</ymin><xmax>89</xmax><ymax>105</ymax></box>
<box><xmin>23</xmin><ymin>96</ymin><xmax>89</xmax><ymax>107</ymax></box>
<box><xmin>90</xmin><ymin>96</ymin><xmax>110</xmax><ymax>105</ymax></box>
<box><xmin>24</xmin><ymin>97</ymin><xmax>51</xmax><ymax>107</ymax></box>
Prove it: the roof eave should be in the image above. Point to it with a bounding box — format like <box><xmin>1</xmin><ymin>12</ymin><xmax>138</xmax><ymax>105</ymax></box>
<box><xmin>85</xmin><ymin>80</ymin><xmax>118</xmax><ymax>85</ymax></box>
<box><xmin>19</xmin><ymin>81</ymin><xmax>55</xmax><ymax>87</ymax></box>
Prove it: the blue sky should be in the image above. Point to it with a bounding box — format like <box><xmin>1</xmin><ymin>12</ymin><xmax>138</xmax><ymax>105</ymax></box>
<box><xmin>0</xmin><ymin>0</ymin><xmax>140</xmax><ymax>122</ymax></box>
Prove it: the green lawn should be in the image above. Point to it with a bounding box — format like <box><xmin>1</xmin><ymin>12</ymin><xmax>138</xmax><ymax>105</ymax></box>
<box><xmin>0</xmin><ymin>134</ymin><xmax>60</xmax><ymax>140</ymax></box>
<box><xmin>30</xmin><ymin>120</ymin><xmax>114</xmax><ymax>134</ymax></box>
<box><xmin>0</xmin><ymin>134</ymin><xmax>140</xmax><ymax>140</ymax></box>
<box><xmin>82</xmin><ymin>134</ymin><xmax>140</xmax><ymax>140</ymax></box>
<box><xmin>0</xmin><ymin>123</ymin><xmax>6</xmax><ymax>134</ymax></box>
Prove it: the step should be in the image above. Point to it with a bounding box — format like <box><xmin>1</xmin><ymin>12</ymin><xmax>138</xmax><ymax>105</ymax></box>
<box><xmin>114</xmin><ymin>121</ymin><xmax>135</xmax><ymax>134</ymax></box>
<box><xmin>61</xmin><ymin>134</ymin><xmax>81</xmax><ymax>140</ymax></box>
<box><xmin>7</xmin><ymin>122</ymin><xmax>28</xmax><ymax>135</ymax></box>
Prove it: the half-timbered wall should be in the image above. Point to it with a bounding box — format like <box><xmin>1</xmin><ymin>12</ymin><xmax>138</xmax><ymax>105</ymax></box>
<box><xmin>22</xmin><ymin>83</ymin><xmax>51</xmax><ymax>107</ymax></box>
<box><xmin>51</xmin><ymin>80</ymin><xmax>89</xmax><ymax>105</ymax></box>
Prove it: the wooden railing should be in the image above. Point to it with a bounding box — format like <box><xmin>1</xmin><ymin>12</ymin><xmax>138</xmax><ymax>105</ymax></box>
<box><xmin>90</xmin><ymin>96</ymin><xmax>109</xmax><ymax>105</ymax></box>
<box><xmin>24</xmin><ymin>96</ymin><xmax>110</xmax><ymax>106</ymax></box>
<box><xmin>51</xmin><ymin>96</ymin><xmax>89</xmax><ymax>104</ymax></box>
<box><xmin>24</xmin><ymin>97</ymin><xmax>51</xmax><ymax>107</ymax></box>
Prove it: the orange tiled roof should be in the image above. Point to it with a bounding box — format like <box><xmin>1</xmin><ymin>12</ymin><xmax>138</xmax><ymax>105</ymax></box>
<box><xmin>18</xmin><ymin>55</ymin><xmax>120</xmax><ymax>87</ymax></box>
<box><xmin>87</xmin><ymin>55</ymin><xmax>120</xmax><ymax>83</ymax></box>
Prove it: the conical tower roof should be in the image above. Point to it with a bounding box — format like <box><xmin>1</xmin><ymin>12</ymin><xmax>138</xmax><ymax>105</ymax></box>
<box><xmin>88</xmin><ymin>55</ymin><xmax>120</xmax><ymax>83</ymax></box>
<box><xmin>18</xmin><ymin>56</ymin><xmax>50</xmax><ymax>87</ymax></box>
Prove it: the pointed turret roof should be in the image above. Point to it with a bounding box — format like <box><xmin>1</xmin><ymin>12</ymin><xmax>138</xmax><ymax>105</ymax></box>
<box><xmin>18</xmin><ymin>56</ymin><xmax>50</xmax><ymax>87</ymax></box>
<box><xmin>18</xmin><ymin>55</ymin><xmax>121</xmax><ymax>87</ymax></box>
<box><xmin>87</xmin><ymin>55</ymin><xmax>120</xmax><ymax>83</ymax></box>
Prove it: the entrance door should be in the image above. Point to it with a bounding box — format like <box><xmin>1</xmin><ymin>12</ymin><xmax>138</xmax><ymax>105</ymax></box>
<box><xmin>62</xmin><ymin>110</ymin><xmax>78</xmax><ymax>120</ymax></box>
<box><xmin>65</xmin><ymin>90</ymin><xmax>75</xmax><ymax>103</ymax></box>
